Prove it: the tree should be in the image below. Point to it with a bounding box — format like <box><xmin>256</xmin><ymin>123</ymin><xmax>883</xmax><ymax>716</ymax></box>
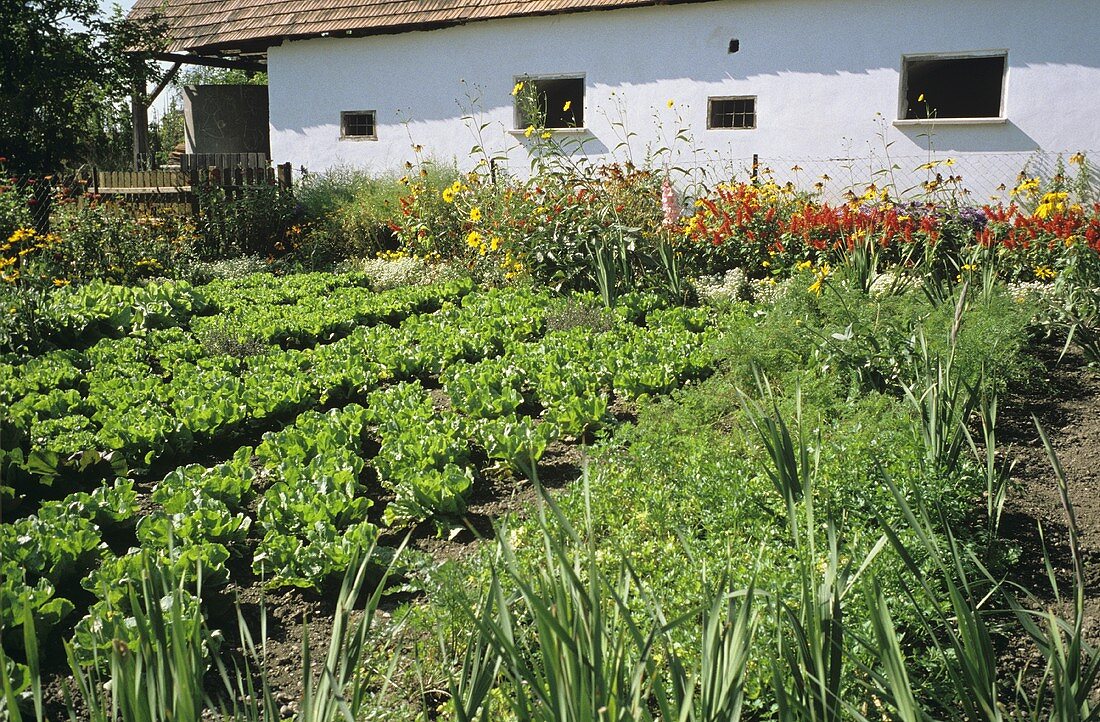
<box><xmin>0</xmin><ymin>0</ymin><xmax>165</xmax><ymax>173</ymax></box>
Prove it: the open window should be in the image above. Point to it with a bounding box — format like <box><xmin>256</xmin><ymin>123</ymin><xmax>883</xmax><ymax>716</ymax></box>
<box><xmin>340</xmin><ymin>110</ymin><xmax>377</xmax><ymax>139</ymax></box>
<box><xmin>708</xmin><ymin>96</ymin><xmax>756</xmax><ymax>129</ymax></box>
<box><xmin>515</xmin><ymin>76</ymin><xmax>584</xmax><ymax>129</ymax></box>
<box><xmin>900</xmin><ymin>53</ymin><xmax>1006</xmax><ymax>120</ymax></box>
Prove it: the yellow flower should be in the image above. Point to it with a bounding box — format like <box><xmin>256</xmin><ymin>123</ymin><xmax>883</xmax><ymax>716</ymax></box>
<box><xmin>1069</xmin><ymin>152</ymin><xmax>1086</xmax><ymax>166</ymax></box>
<box><xmin>8</xmin><ymin>228</ymin><xmax>34</xmax><ymax>244</ymax></box>
<box><xmin>1034</xmin><ymin>265</ymin><xmax>1056</xmax><ymax>282</ymax></box>
<box><xmin>512</xmin><ymin>81</ymin><xmax>524</xmax><ymax>96</ymax></box>
<box><xmin>489</xmin><ymin>236</ymin><xmax>502</xmax><ymax>252</ymax></box>
<box><xmin>917</xmin><ymin>93</ymin><xmax>925</xmax><ymax>102</ymax></box>
<box><xmin>1035</xmin><ymin>191</ymin><xmax>1068</xmax><ymax>219</ymax></box>
<box><xmin>465</xmin><ymin>230</ymin><xmax>482</xmax><ymax>248</ymax></box>
<box><xmin>1011</xmin><ymin>176</ymin><xmax>1041</xmax><ymax>197</ymax></box>
<box><xmin>540</xmin><ymin>131</ymin><xmax>552</xmax><ymax>140</ymax></box>
<box><xmin>442</xmin><ymin>187</ymin><xmax>456</xmax><ymax>203</ymax></box>
<box><xmin>666</xmin><ymin>99</ymin><xmax>674</xmax><ymax>108</ymax></box>
<box><xmin>562</xmin><ymin>100</ymin><xmax>571</xmax><ymax>112</ymax></box>
<box><xmin>470</xmin><ymin>207</ymin><xmax>482</xmax><ymax>222</ymax></box>
<box><xmin>52</xmin><ymin>278</ymin><xmax>69</xmax><ymax>287</ymax></box>
<box><xmin>524</xmin><ymin>126</ymin><xmax>535</xmax><ymax>138</ymax></box>
<box><xmin>795</xmin><ymin>260</ymin><xmax>812</xmax><ymax>272</ymax></box>
<box><xmin>808</xmin><ymin>262</ymin><xmax>832</xmax><ymax>295</ymax></box>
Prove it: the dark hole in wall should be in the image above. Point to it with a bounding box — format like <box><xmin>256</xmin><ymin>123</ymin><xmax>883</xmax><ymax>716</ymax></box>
<box><xmin>527</xmin><ymin>77</ymin><xmax>584</xmax><ymax>128</ymax></box>
<box><xmin>903</xmin><ymin>55</ymin><xmax>1005</xmax><ymax>120</ymax></box>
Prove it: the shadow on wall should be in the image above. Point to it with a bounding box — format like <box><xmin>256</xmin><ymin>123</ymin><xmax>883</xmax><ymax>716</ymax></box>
<box><xmin>512</xmin><ymin>131</ymin><xmax>610</xmax><ymax>157</ymax></box>
<box><xmin>896</xmin><ymin>121</ymin><xmax>1041</xmax><ymax>154</ymax></box>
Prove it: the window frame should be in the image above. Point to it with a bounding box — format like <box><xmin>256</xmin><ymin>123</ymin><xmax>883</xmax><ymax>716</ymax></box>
<box><xmin>512</xmin><ymin>74</ymin><xmax>587</xmax><ymax>131</ymax></box>
<box><xmin>895</xmin><ymin>50</ymin><xmax>1008</xmax><ymax>125</ymax></box>
<box><xmin>340</xmin><ymin>110</ymin><xmax>378</xmax><ymax>140</ymax></box>
<box><xmin>707</xmin><ymin>95</ymin><xmax>757</xmax><ymax>130</ymax></box>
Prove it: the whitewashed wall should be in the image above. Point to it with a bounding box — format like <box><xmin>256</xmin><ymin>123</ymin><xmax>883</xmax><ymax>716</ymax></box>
<box><xmin>268</xmin><ymin>0</ymin><xmax>1100</xmax><ymax>195</ymax></box>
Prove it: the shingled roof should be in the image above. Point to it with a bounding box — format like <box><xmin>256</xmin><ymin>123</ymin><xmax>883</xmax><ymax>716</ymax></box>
<box><xmin>131</xmin><ymin>0</ymin><xmax>711</xmax><ymax>55</ymax></box>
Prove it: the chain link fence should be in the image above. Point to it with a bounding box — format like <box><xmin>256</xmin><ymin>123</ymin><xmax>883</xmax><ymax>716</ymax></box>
<box><xmin>5</xmin><ymin>149</ymin><xmax>1098</xmax><ymax>237</ymax></box>
<box><xmin>752</xmin><ymin>149</ymin><xmax>1099</xmax><ymax>205</ymax></box>
<box><xmin>0</xmin><ymin>171</ymin><xmax>93</xmax><ymax>233</ymax></box>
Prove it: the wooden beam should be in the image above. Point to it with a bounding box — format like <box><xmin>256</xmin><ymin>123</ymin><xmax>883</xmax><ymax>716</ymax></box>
<box><xmin>151</xmin><ymin>52</ymin><xmax>266</xmax><ymax>72</ymax></box>
<box><xmin>147</xmin><ymin>62</ymin><xmax>182</xmax><ymax>106</ymax></box>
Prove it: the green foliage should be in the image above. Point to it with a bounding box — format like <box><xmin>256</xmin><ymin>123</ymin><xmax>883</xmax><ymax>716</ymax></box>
<box><xmin>194</xmin><ymin>182</ymin><xmax>300</xmax><ymax>260</ymax></box>
<box><xmin>295</xmin><ymin>166</ymin><xmax>408</xmax><ymax>261</ymax></box>
<box><xmin>1</xmin><ymin>264</ymin><xmax>1085</xmax><ymax>720</ymax></box>
<box><xmin>452</xmin><ymin>474</ymin><xmax>760</xmax><ymax>722</ymax></box>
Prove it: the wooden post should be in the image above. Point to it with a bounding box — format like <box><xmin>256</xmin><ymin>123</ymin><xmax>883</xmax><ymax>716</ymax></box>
<box><xmin>751</xmin><ymin>153</ymin><xmax>759</xmax><ymax>183</ymax></box>
<box><xmin>188</xmin><ymin>164</ymin><xmax>200</xmax><ymax>215</ymax></box>
<box><xmin>277</xmin><ymin>162</ymin><xmax>292</xmax><ymax>190</ymax></box>
<box><xmin>131</xmin><ymin>64</ymin><xmax>150</xmax><ymax>170</ymax></box>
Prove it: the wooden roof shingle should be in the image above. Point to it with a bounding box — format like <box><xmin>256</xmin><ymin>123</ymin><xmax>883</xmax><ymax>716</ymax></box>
<box><xmin>130</xmin><ymin>0</ymin><xmax>712</xmax><ymax>55</ymax></box>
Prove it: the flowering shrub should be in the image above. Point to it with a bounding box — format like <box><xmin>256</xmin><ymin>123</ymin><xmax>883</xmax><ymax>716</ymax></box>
<box><xmin>393</xmin><ymin>160</ymin><xmax>682</xmax><ymax>296</ymax></box>
<box><xmin>50</xmin><ymin>200</ymin><xmax>201</xmax><ymax>284</ymax></box>
<box><xmin>682</xmin><ymin>180</ymin><xmax>800</xmax><ymax>274</ymax></box>
<box><xmin>1</xmin><ymin>227</ymin><xmax>64</xmax><ymax>287</ymax></box>
<box><xmin>0</xmin><ymin>226</ymin><xmax>65</xmax><ymax>351</ymax></box>
<box><xmin>978</xmin><ymin>199</ymin><xmax>1100</xmax><ymax>278</ymax></box>
<box><xmin>0</xmin><ymin>164</ymin><xmax>37</xmax><ymax>241</ymax></box>
<box><xmin>392</xmin><ymin>168</ymin><xmax>466</xmax><ymax>260</ymax></box>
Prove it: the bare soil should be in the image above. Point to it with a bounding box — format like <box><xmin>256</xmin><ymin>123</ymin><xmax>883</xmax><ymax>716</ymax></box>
<box><xmin>996</xmin><ymin>339</ymin><xmax>1100</xmax><ymax>688</ymax></box>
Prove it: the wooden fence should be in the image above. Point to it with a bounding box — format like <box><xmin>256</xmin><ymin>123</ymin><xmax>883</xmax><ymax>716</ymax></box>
<box><xmin>90</xmin><ymin>160</ymin><xmax>293</xmax><ymax>213</ymax></box>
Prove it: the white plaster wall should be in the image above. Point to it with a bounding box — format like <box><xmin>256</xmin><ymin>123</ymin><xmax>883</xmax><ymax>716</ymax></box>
<box><xmin>268</xmin><ymin>0</ymin><xmax>1100</xmax><ymax>193</ymax></box>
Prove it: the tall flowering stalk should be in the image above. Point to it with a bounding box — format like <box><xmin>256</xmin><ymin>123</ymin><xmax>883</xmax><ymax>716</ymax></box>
<box><xmin>661</xmin><ymin>178</ymin><xmax>681</xmax><ymax>229</ymax></box>
<box><xmin>659</xmin><ymin>178</ymin><xmax>684</xmax><ymax>297</ymax></box>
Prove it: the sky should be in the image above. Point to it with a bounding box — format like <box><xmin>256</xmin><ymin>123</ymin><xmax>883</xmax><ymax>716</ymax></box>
<box><xmin>101</xmin><ymin>0</ymin><xmax>135</xmax><ymax>16</ymax></box>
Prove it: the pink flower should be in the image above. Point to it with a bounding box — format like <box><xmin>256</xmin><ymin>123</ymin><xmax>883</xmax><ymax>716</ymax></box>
<box><xmin>661</xmin><ymin>179</ymin><xmax>681</xmax><ymax>229</ymax></box>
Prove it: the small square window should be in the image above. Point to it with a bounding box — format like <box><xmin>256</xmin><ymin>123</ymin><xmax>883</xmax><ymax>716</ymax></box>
<box><xmin>900</xmin><ymin>53</ymin><xmax>1006</xmax><ymax>120</ymax></box>
<box><xmin>515</xmin><ymin>76</ymin><xmax>584</xmax><ymax>129</ymax></box>
<box><xmin>341</xmin><ymin>111</ymin><xmax>377</xmax><ymax>139</ymax></box>
<box><xmin>708</xmin><ymin>97</ymin><xmax>756</xmax><ymax>129</ymax></box>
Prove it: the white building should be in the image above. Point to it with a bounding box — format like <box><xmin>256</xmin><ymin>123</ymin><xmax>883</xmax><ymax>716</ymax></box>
<box><xmin>136</xmin><ymin>0</ymin><xmax>1100</xmax><ymax>197</ymax></box>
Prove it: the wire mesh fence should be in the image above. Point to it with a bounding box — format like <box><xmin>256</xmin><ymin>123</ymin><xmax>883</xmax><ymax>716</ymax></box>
<box><xmin>1</xmin><ymin>163</ymin><xmax>293</xmax><ymax>236</ymax></box>
<box><xmin>0</xmin><ymin>172</ymin><xmax>86</xmax><ymax>233</ymax></box>
<box><xmin>4</xmin><ymin>149</ymin><xmax>1097</xmax><ymax>239</ymax></box>
<box><xmin>750</xmin><ymin>149</ymin><xmax>1099</xmax><ymax>205</ymax></box>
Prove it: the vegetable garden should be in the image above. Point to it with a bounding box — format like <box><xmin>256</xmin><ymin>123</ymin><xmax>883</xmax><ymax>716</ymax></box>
<box><xmin>2</xmin><ymin>149</ymin><xmax>1100</xmax><ymax>721</ymax></box>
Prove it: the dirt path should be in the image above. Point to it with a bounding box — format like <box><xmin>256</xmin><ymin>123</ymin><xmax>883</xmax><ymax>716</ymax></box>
<box><xmin>998</xmin><ymin>340</ymin><xmax>1100</xmax><ymax>676</ymax></box>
